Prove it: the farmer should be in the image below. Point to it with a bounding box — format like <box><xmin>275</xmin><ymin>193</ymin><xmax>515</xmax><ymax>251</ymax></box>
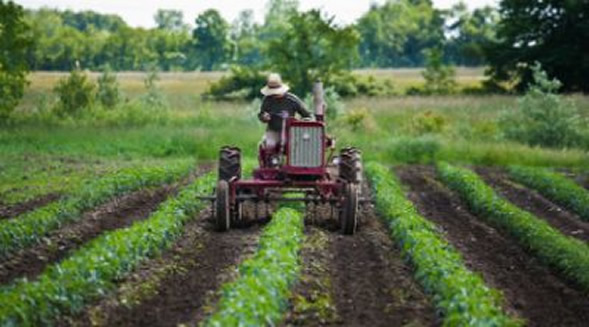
<box><xmin>258</xmin><ymin>73</ymin><xmax>312</xmax><ymax>149</ymax></box>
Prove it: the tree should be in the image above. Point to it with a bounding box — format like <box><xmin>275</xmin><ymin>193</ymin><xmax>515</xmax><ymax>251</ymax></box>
<box><xmin>154</xmin><ymin>9</ymin><xmax>185</xmax><ymax>31</ymax></box>
<box><xmin>445</xmin><ymin>2</ymin><xmax>498</xmax><ymax>66</ymax></box>
<box><xmin>0</xmin><ymin>0</ymin><xmax>33</xmax><ymax>120</ymax></box>
<box><xmin>53</xmin><ymin>66</ymin><xmax>96</xmax><ymax>116</ymax></box>
<box><xmin>97</xmin><ymin>65</ymin><xmax>121</xmax><ymax>108</ymax></box>
<box><xmin>191</xmin><ymin>9</ymin><xmax>230</xmax><ymax>71</ymax></box>
<box><xmin>230</xmin><ymin>10</ymin><xmax>263</xmax><ymax>66</ymax></box>
<box><xmin>485</xmin><ymin>0</ymin><xmax>589</xmax><ymax>92</ymax></box>
<box><xmin>356</xmin><ymin>0</ymin><xmax>445</xmax><ymax>67</ymax></box>
<box><xmin>266</xmin><ymin>10</ymin><xmax>360</xmax><ymax>95</ymax></box>
<box><xmin>422</xmin><ymin>48</ymin><xmax>457</xmax><ymax>94</ymax></box>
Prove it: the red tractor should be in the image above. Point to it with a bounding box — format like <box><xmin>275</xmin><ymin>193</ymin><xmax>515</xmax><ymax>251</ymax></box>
<box><xmin>212</xmin><ymin>82</ymin><xmax>363</xmax><ymax>234</ymax></box>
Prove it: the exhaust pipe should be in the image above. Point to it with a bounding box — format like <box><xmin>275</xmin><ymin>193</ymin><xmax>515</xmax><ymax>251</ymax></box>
<box><xmin>313</xmin><ymin>81</ymin><xmax>325</xmax><ymax>121</ymax></box>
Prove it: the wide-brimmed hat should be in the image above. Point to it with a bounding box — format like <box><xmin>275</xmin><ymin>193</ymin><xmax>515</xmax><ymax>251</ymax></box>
<box><xmin>261</xmin><ymin>73</ymin><xmax>289</xmax><ymax>96</ymax></box>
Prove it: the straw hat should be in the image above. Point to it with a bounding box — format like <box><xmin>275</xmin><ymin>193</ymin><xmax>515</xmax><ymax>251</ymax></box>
<box><xmin>261</xmin><ymin>73</ymin><xmax>289</xmax><ymax>96</ymax></box>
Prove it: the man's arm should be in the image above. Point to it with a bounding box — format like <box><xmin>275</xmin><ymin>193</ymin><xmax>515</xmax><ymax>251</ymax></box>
<box><xmin>288</xmin><ymin>93</ymin><xmax>311</xmax><ymax>118</ymax></box>
<box><xmin>258</xmin><ymin>97</ymin><xmax>271</xmax><ymax>122</ymax></box>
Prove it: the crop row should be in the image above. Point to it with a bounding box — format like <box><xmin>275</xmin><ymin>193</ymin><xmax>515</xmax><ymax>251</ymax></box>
<box><xmin>365</xmin><ymin>163</ymin><xmax>518</xmax><ymax>327</ymax></box>
<box><xmin>0</xmin><ymin>172</ymin><xmax>215</xmax><ymax>326</ymax></box>
<box><xmin>507</xmin><ymin>166</ymin><xmax>589</xmax><ymax>221</ymax></box>
<box><xmin>437</xmin><ymin>162</ymin><xmax>589</xmax><ymax>291</ymax></box>
<box><xmin>0</xmin><ymin>161</ymin><xmax>193</xmax><ymax>258</ymax></box>
<box><xmin>204</xmin><ymin>206</ymin><xmax>304</xmax><ymax>326</ymax></box>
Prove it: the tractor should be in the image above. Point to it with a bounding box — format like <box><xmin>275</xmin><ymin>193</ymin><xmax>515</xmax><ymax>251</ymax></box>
<box><xmin>208</xmin><ymin>82</ymin><xmax>364</xmax><ymax>235</ymax></box>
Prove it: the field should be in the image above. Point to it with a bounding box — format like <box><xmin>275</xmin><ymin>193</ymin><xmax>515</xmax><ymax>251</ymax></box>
<box><xmin>1</xmin><ymin>70</ymin><xmax>589</xmax><ymax>326</ymax></box>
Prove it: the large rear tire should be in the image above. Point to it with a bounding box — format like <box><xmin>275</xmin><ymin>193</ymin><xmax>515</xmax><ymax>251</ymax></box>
<box><xmin>340</xmin><ymin>183</ymin><xmax>359</xmax><ymax>235</ymax></box>
<box><xmin>216</xmin><ymin>180</ymin><xmax>230</xmax><ymax>232</ymax></box>
<box><xmin>219</xmin><ymin>146</ymin><xmax>241</xmax><ymax>181</ymax></box>
<box><xmin>339</xmin><ymin>147</ymin><xmax>363</xmax><ymax>184</ymax></box>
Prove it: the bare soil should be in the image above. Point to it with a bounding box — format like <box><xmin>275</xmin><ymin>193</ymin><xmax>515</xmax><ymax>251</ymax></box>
<box><xmin>0</xmin><ymin>193</ymin><xmax>61</xmax><ymax>220</ymax></box>
<box><xmin>0</xmin><ymin>186</ymin><xmax>175</xmax><ymax>285</ymax></box>
<box><xmin>68</xmin><ymin>205</ymin><xmax>265</xmax><ymax>327</ymax></box>
<box><xmin>476</xmin><ymin>167</ymin><xmax>589</xmax><ymax>243</ymax></box>
<box><xmin>397</xmin><ymin>165</ymin><xmax>589</xmax><ymax>327</ymax></box>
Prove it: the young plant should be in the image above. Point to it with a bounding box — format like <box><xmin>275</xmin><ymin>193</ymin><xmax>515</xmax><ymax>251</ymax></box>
<box><xmin>0</xmin><ymin>172</ymin><xmax>215</xmax><ymax>326</ymax></box>
<box><xmin>365</xmin><ymin>162</ymin><xmax>518</xmax><ymax>327</ymax></box>
<box><xmin>437</xmin><ymin>162</ymin><xmax>589</xmax><ymax>290</ymax></box>
<box><xmin>507</xmin><ymin>166</ymin><xmax>589</xmax><ymax>221</ymax></box>
<box><xmin>0</xmin><ymin>161</ymin><xmax>193</xmax><ymax>258</ymax></box>
<box><xmin>204</xmin><ymin>207</ymin><xmax>304</xmax><ymax>326</ymax></box>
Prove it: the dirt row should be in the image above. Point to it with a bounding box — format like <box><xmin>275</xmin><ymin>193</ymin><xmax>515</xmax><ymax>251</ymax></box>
<box><xmin>397</xmin><ymin>166</ymin><xmax>589</xmax><ymax>327</ymax></box>
<box><xmin>0</xmin><ymin>193</ymin><xmax>61</xmax><ymax>220</ymax></box>
<box><xmin>476</xmin><ymin>167</ymin><xmax>589</xmax><ymax>243</ymax></box>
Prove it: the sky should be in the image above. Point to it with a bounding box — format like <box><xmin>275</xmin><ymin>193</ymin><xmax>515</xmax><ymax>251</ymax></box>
<box><xmin>17</xmin><ymin>0</ymin><xmax>498</xmax><ymax>27</ymax></box>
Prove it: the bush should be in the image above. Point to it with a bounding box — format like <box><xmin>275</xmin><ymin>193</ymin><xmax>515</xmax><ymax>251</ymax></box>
<box><xmin>411</xmin><ymin>111</ymin><xmax>446</xmax><ymax>135</ymax></box>
<box><xmin>141</xmin><ymin>65</ymin><xmax>167</xmax><ymax>109</ymax></box>
<box><xmin>205</xmin><ymin>66</ymin><xmax>266</xmax><ymax>100</ymax></box>
<box><xmin>330</xmin><ymin>73</ymin><xmax>396</xmax><ymax>97</ymax></box>
<box><xmin>53</xmin><ymin>67</ymin><xmax>96</xmax><ymax>116</ymax></box>
<box><xmin>96</xmin><ymin>65</ymin><xmax>121</xmax><ymax>108</ymax></box>
<box><xmin>421</xmin><ymin>48</ymin><xmax>457</xmax><ymax>95</ymax></box>
<box><xmin>499</xmin><ymin>62</ymin><xmax>587</xmax><ymax>149</ymax></box>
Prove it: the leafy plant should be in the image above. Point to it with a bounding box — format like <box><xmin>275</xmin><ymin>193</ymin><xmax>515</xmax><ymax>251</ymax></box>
<box><xmin>0</xmin><ymin>161</ymin><xmax>193</xmax><ymax>258</ymax></box>
<box><xmin>437</xmin><ymin>162</ymin><xmax>589</xmax><ymax>291</ymax></box>
<box><xmin>422</xmin><ymin>48</ymin><xmax>457</xmax><ymax>95</ymax></box>
<box><xmin>0</xmin><ymin>171</ymin><xmax>215</xmax><ymax>326</ymax></box>
<box><xmin>499</xmin><ymin>62</ymin><xmax>587</xmax><ymax>149</ymax></box>
<box><xmin>53</xmin><ymin>66</ymin><xmax>96</xmax><ymax>116</ymax></box>
<box><xmin>96</xmin><ymin>65</ymin><xmax>121</xmax><ymax>108</ymax></box>
<box><xmin>141</xmin><ymin>65</ymin><xmax>167</xmax><ymax>109</ymax></box>
<box><xmin>204</xmin><ymin>207</ymin><xmax>304</xmax><ymax>326</ymax></box>
<box><xmin>508</xmin><ymin>166</ymin><xmax>589</xmax><ymax>221</ymax></box>
<box><xmin>365</xmin><ymin>162</ymin><xmax>518</xmax><ymax>327</ymax></box>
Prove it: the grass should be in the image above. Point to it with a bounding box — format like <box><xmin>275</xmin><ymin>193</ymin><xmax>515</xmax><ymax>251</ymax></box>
<box><xmin>204</xmin><ymin>207</ymin><xmax>304</xmax><ymax>326</ymax></box>
<box><xmin>437</xmin><ymin>162</ymin><xmax>589</xmax><ymax>291</ymax></box>
<box><xmin>365</xmin><ymin>162</ymin><xmax>518</xmax><ymax>326</ymax></box>
<box><xmin>0</xmin><ymin>171</ymin><xmax>216</xmax><ymax>326</ymax></box>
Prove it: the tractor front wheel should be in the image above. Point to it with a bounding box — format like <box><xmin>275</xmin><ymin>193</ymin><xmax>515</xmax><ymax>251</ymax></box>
<box><xmin>216</xmin><ymin>180</ymin><xmax>230</xmax><ymax>232</ymax></box>
<box><xmin>340</xmin><ymin>183</ymin><xmax>359</xmax><ymax>235</ymax></box>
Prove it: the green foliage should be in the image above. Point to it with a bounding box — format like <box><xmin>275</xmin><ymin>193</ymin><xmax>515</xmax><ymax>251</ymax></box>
<box><xmin>0</xmin><ymin>171</ymin><xmax>215</xmax><ymax>326</ymax></box>
<box><xmin>266</xmin><ymin>9</ymin><xmax>360</xmax><ymax>96</ymax></box>
<box><xmin>53</xmin><ymin>67</ymin><xmax>96</xmax><ymax>116</ymax></box>
<box><xmin>96</xmin><ymin>65</ymin><xmax>121</xmax><ymax>108</ymax></box>
<box><xmin>388</xmin><ymin>136</ymin><xmax>441</xmax><ymax>164</ymax></box>
<box><xmin>485</xmin><ymin>0</ymin><xmax>589</xmax><ymax>92</ymax></box>
<box><xmin>192</xmin><ymin>9</ymin><xmax>230</xmax><ymax>71</ymax></box>
<box><xmin>204</xmin><ymin>207</ymin><xmax>304</xmax><ymax>326</ymax></box>
<box><xmin>499</xmin><ymin>63</ymin><xmax>586</xmax><ymax>149</ymax></box>
<box><xmin>329</xmin><ymin>73</ymin><xmax>396</xmax><ymax>97</ymax></box>
<box><xmin>0</xmin><ymin>0</ymin><xmax>33</xmax><ymax>120</ymax></box>
<box><xmin>356</xmin><ymin>0</ymin><xmax>445</xmax><ymax>67</ymax></box>
<box><xmin>422</xmin><ymin>48</ymin><xmax>457</xmax><ymax>95</ymax></box>
<box><xmin>0</xmin><ymin>161</ymin><xmax>192</xmax><ymax>258</ymax></box>
<box><xmin>141</xmin><ymin>65</ymin><xmax>167</xmax><ymax>109</ymax></box>
<box><xmin>205</xmin><ymin>65</ymin><xmax>266</xmax><ymax>100</ymax></box>
<box><xmin>365</xmin><ymin>163</ymin><xmax>518</xmax><ymax>327</ymax></box>
<box><xmin>411</xmin><ymin>111</ymin><xmax>446</xmax><ymax>135</ymax></box>
<box><xmin>437</xmin><ymin>162</ymin><xmax>589</xmax><ymax>291</ymax></box>
<box><xmin>304</xmin><ymin>86</ymin><xmax>345</xmax><ymax>120</ymax></box>
<box><xmin>508</xmin><ymin>166</ymin><xmax>589</xmax><ymax>221</ymax></box>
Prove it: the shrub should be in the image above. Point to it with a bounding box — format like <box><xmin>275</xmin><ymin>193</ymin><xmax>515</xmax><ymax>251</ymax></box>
<box><xmin>53</xmin><ymin>67</ymin><xmax>96</xmax><ymax>116</ymax></box>
<box><xmin>205</xmin><ymin>65</ymin><xmax>266</xmax><ymax>100</ymax></box>
<box><xmin>411</xmin><ymin>110</ymin><xmax>446</xmax><ymax>135</ymax></box>
<box><xmin>96</xmin><ymin>65</ymin><xmax>121</xmax><ymax>109</ymax></box>
<box><xmin>422</xmin><ymin>48</ymin><xmax>457</xmax><ymax>95</ymax></box>
<box><xmin>141</xmin><ymin>65</ymin><xmax>167</xmax><ymax>109</ymax></box>
<box><xmin>499</xmin><ymin>62</ymin><xmax>587</xmax><ymax>149</ymax></box>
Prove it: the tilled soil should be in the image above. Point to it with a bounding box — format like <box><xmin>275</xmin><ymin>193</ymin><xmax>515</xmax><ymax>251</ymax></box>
<box><xmin>0</xmin><ymin>193</ymin><xmax>61</xmax><ymax>220</ymax></box>
<box><xmin>0</xmin><ymin>186</ymin><xmax>175</xmax><ymax>285</ymax></box>
<box><xmin>397</xmin><ymin>165</ymin><xmax>589</xmax><ymax>327</ymax></box>
<box><xmin>476</xmin><ymin>167</ymin><xmax>589</xmax><ymax>243</ymax></box>
<box><xmin>72</xmin><ymin>207</ymin><xmax>264</xmax><ymax>327</ymax></box>
<box><xmin>326</xmin><ymin>191</ymin><xmax>438</xmax><ymax>326</ymax></box>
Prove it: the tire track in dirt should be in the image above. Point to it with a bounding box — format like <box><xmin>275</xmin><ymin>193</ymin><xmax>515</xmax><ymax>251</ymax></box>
<box><xmin>0</xmin><ymin>186</ymin><xmax>176</xmax><ymax>285</ymax></box>
<box><xmin>397</xmin><ymin>165</ymin><xmax>589</xmax><ymax>327</ymax></box>
<box><xmin>476</xmin><ymin>167</ymin><xmax>589</xmax><ymax>243</ymax></box>
<box><xmin>326</xmin><ymin>192</ymin><xmax>438</xmax><ymax>327</ymax></box>
<box><xmin>0</xmin><ymin>193</ymin><xmax>61</xmax><ymax>220</ymax></box>
<box><xmin>67</xmin><ymin>206</ymin><xmax>265</xmax><ymax>327</ymax></box>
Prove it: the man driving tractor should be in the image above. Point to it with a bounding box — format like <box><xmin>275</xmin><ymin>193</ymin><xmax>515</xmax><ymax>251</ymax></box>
<box><xmin>258</xmin><ymin>73</ymin><xmax>312</xmax><ymax>150</ymax></box>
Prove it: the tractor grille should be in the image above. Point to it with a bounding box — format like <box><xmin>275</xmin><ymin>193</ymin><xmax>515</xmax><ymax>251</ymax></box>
<box><xmin>289</xmin><ymin>126</ymin><xmax>323</xmax><ymax>167</ymax></box>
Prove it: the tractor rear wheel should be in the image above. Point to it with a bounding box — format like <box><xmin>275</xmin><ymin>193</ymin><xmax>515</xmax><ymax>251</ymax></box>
<box><xmin>219</xmin><ymin>146</ymin><xmax>241</xmax><ymax>181</ymax></box>
<box><xmin>339</xmin><ymin>147</ymin><xmax>363</xmax><ymax>184</ymax></box>
<box><xmin>216</xmin><ymin>180</ymin><xmax>230</xmax><ymax>232</ymax></box>
<box><xmin>340</xmin><ymin>183</ymin><xmax>359</xmax><ymax>235</ymax></box>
